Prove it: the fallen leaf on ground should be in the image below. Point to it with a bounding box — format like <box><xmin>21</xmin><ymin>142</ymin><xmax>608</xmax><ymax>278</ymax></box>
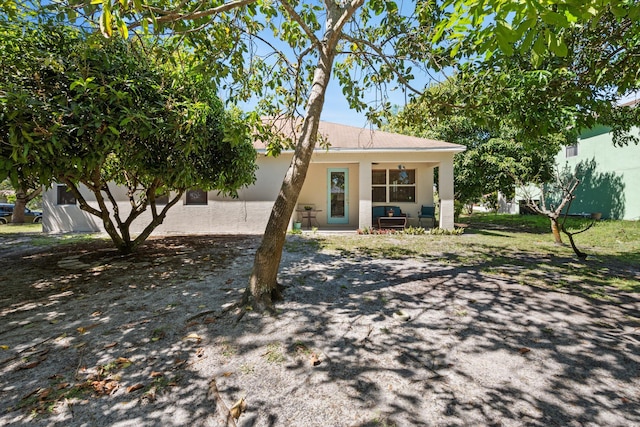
<box><xmin>103</xmin><ymin>342</ymin><xmax>118</xmax><ymax>349</ymax></box>
<box><xmin>183</xmin><ymin>333</ymin><xmax>202</xmax><ymax>342</ymax></box>
<box><xmin>77</xmin><ymin>324</ymin><xmax>100</xmax><ymax>334</ymax></box>
<box><xmin>126</xmin><ymin>383</ymin><xmax>144</xmax><ymax>393</ymax></box>
<box><xmin>519</xmin><ymin>347</ymin><xmax>531</xmax><ymax>354</ymax></box>
<box><xmin>310</xmin><ymin>353</ymin><xmax>322</xmax><ymax>366</ymax></box>
<box><xmin>92</xmin><ymin>380</ymin><xmax>119</xmax><ymax>395</ymax></box>
<box><xmin>116</xmin><ymin>357</ymin><xmax>132</xmax><ymax>368</ymax></box>
<box><xmin>150</xmin><ymin>371</ymin><xmax>163</xmax><ymax>378</ymax></box>
<box><xmin>18</xmin><ymin>356</ymin><xmax>47</xmax><ymax>370</ymax></box>
<box><xmin>0</xmin><ymin>345</ymin><xmax>9</xmax><ymax>350</ymax></box>
<box><xmin>230</xmin><ymin>397</ymin><xmax>247</xmax><ymax>420</ymax></box>
<box><xmin>38</xmin><ymin>388</ymin><xmax>51</xmax><ymax>400</ymax></box>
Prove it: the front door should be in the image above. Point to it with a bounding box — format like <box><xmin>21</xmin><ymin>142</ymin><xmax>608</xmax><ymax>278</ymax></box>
<box><xmin>327</xmin><ymin>168</ymin><xmax>349</xmax><ymax>224</ymax></box>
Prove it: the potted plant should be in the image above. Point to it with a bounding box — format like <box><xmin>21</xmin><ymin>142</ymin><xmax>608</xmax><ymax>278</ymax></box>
<box><xmin>304</xmin><ymin>205</ymin><xmax>313</xmax><ymax>211</ymax></box>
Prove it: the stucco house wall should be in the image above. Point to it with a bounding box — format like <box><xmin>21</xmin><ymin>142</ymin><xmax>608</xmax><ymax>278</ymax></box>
<box><xmin>555</xmin><ymin>125</ymin><xmax>640</xmax><ymax>220</ymax></box>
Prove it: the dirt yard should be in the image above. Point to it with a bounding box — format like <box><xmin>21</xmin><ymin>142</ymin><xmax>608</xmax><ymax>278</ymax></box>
<box><xmin>0</xmin><ymin>233</ymin><xmax>638</xmax><ymax>426</ymax></box>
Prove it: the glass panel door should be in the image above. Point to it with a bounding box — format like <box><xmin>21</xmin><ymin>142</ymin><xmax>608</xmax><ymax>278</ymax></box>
<box><xmin>327</xmin><ymin>168</ymin><xmax>349</xmax><ymax>224</ymax></box>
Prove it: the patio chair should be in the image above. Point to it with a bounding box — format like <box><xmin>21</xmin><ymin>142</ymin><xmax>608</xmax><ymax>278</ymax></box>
<box><xmin>418</xmin><ymin>205</ymin><xmax>436</xmax><ymax>228</ymax></box>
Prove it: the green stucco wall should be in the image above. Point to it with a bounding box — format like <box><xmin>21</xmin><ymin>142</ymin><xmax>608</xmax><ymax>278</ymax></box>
<box><xmin>556</xmin><ymin>127</ymin><xmax>640</xmax><ymax>220</ymax></box>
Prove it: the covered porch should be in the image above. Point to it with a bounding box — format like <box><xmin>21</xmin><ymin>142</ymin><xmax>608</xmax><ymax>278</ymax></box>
<box><xmin>293</xmin><ymin>151</ymin><xmax>458</xmax><ymax>231</ymax></box>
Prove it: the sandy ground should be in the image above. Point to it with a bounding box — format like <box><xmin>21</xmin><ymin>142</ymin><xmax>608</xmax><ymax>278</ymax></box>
<box><xmin>0</xmin><ymin>233</ymin><xmax>639</xmax><ymax>427</ymax></box>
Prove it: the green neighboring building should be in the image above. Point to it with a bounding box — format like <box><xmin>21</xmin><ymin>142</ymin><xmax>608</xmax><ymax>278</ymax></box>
<box><xmin>556</xmin><ymin>124</ymin><xmax>640</xmax><ymax>220</ymax></box>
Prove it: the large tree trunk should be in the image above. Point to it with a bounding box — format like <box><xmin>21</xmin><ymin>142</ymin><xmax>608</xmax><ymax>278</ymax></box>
<box><xmin>550</xmin><ymin>217</ymin><xmax>563</xmax><ymax>244</ymax></box>
<box><xmin>11</xmin><ymin>187</ymin><xmax>42</xmax><ymax>224</ymax></box>
<box><xmin>244</xmin><ymin>1</ymin><xmax>363</xmax><ymax>312</ymax></box>
<box><xmin>11</xmin><ymin>192</ymin><xmax>27</xmax><ymax>224</ymax></box>
<box><xmin>247</xmin><ymin>51</ymin><xmax>335</xmax><ymax>311</ymax></box>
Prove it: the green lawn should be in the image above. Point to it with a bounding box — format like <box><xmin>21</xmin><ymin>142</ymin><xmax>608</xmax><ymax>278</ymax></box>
<box><xmin>313</xmin><ymin>214</ymin><xmax>640</xmax><ymax>298</ymax></box>
<box><xmin>0</xmin><ymin>223</ymin><xmax>102</xmax><ymax>246</ymax></box>
<box><xmin>2</xmin><ymin>216</ymin><xmax>639</xmax><ymax>299</ymax></box>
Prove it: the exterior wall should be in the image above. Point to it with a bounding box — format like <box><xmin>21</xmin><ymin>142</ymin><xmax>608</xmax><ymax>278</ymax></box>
<box><xmin>302</xmin><ymin>149</ymin><xmax>449</xmax><ymax>228</ymax></box>
<box><xmin>43</xmin><ymin>154</ymin><xmax>291</xmax><ymax>235</ymax></box>
<box><xmin>43</xmin><ymin>149</ymin><xmax>461</xmax><ymax>233</ymax></box>
<box><xmin>556</xmin><ymin>126</ymin><xmax>640</xmax><ymax>220</ymax></box>
<box><xmin>296</xmin><ymin>162</ymin><xmax>360</xmax><ymax>228</ymax></box>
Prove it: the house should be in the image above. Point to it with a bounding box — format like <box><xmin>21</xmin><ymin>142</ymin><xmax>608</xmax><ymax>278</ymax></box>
<box><xmin>554</xmin><ymin>121</ymin><xmax>640</xmax><ymax>221</ymax></box>
<box><xmin>42</xmin><ymin>121</ymin><xmax>466</xmax><ymax>234</ymax></box>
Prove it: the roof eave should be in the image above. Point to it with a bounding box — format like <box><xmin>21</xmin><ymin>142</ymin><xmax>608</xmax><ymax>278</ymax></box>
<box><xmin>256</xmin><ymin>146</ymin><xmax>467</xmax><ymax>155</ymax></box>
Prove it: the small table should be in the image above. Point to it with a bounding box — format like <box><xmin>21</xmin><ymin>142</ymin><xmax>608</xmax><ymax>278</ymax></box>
<box><xmin>378</xmin><ymin>216</ymin><xmax>407</xmax><ymax>230</ymax></box>
<box><xmin>297</xmin><ymin>209</ymin><xmax>322</xmax><ymax>229</ymax></box>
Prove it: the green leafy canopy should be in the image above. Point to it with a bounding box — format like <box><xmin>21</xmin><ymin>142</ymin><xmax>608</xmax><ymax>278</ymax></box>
<box><xmin>0</xmin><ymin>19</ymin><xmax>257</xmax><ymax>251</ymax></box>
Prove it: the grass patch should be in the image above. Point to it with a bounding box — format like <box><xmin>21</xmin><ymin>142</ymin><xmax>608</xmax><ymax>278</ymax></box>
<box><xmin>263</xmin><ymin>342</ymin><xmax>285</xmax><ymax>364</ymax></box>
<box><xmin>0</xmin><ymin>223</ymin><xmax>105</xmax><ymax>248</ymax></box>
<box><xmin>313</xmin><ymin>214</ymin><xmax>639</xmax><ymax>297</ymax></box>
<box><xmin>0</xmin><ymin>223</ymin><xmax>43</xmax><ymax>234</ymax></box>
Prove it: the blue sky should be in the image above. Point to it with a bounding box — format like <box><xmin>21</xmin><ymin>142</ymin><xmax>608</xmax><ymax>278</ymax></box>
<box><xmin>320</xmin><ymin>81</ymin><xmax>409</xmax><ymax>127</ymax></box>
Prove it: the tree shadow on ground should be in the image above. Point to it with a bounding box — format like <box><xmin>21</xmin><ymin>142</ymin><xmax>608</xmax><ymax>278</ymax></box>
<box><xmin>264</xmin><ymin>241</ymin><xmax>639</xmax><ymax>426</ymax></box>
<box><xmin>0</xmin><ymin>233</ymin><xmax>638</xmax><ymax>426</ymax></box>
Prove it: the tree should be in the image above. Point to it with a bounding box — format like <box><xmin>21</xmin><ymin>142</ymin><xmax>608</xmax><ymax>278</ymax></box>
<box><xmin>425</xmin><ymin>4</ymin><xmax>640</xmax><ymax>145</ymax></box>
<box><xmin>519</xmin><ymin>169</ymin><xmax>597</xmax><ymax>259</ymax></box>
<box><xmin>0</xmin><ymin>20</ymin><xmax>257</xmax><ymax>252</ymax></box>
<box><xmin>55</xmin><ymin>0</ymin><xmax>444</xmax><ymax>311</ymax></box>
<box><xmin>7</xmin><ymin>0</ymin><xmax>634</xmax><ymax>311</ymax></box>
<box><xmin>386</xmin><ymin>96</ymin><xmax>563</xmax><ymax>209</ymax></box>
<box><xmin>9</xmin><ymin>179</ymin><xmax>42</xmax><ymax>224</ymax></box>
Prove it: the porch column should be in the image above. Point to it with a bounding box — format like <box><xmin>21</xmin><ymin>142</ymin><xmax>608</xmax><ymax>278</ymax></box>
<box><xmin>359</xmin><ymin>160</ymin><xmax>372</xmax><ymax>229</ymax></box>
<box><xmin>438</xmin><ymin>155</ymin><xmax>455</xmax><ymax>230</ymax></box>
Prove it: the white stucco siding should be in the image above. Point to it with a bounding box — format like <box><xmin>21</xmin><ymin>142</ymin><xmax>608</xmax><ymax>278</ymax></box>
<box><xmin>42</xmin><ymin>154</ymin><xmax>291</xmax><ymax>235</ymax></box>
<box><xmin>438</xmin><ymin>156</ymin><xmax>455</xmax><ymax>229</ymax></box>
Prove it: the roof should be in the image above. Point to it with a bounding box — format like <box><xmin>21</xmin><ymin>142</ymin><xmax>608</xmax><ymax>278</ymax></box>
<box><xmin>254</xmin><ymin>119</ymin><xmax>465</xmax><ymax>153</ymax></box>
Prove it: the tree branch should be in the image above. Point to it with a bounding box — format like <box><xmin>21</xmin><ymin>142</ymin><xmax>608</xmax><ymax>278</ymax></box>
<box><xmin>130</xmin><ymin>0</ymin><xmax>258</xmax><ymax>30</ymax></box>
<box><xmin>341</xmin><ymin>34</ymin><xmax>426</xmax><ymax>97</ymax></box>
<box><xmin>280</xmin><ymin>0</ymin><xmax>321</xmax><ymax>47</ymax></box>
<box><xmin>321</xmin><ymin>0</ymin><xmax>362</xmax><ymax>49</ymax></box>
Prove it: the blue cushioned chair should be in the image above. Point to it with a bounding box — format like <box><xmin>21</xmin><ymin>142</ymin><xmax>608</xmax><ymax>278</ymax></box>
<box><xmin>418</xmin><ymin>205</ymin><xmax>436</xmax><ymax>228</ymax></box>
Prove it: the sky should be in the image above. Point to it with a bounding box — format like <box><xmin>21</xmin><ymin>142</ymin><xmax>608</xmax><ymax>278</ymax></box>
<box><xmin>320</xmin><ymin>81</ymin><xmax>409</xmax><ymax>128</ymax></box>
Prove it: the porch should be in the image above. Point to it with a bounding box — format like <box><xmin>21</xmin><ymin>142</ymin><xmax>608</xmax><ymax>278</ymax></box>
<box><xmin>292</xmin><ymin>153</ymin><xmax>457</xmax><ymax>231</ymax></box>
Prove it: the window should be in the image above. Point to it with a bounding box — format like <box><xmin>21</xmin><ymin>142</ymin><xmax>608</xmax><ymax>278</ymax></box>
<box><xmin>185</xmin><ymin>188</ymin><xmax>207</xmax><ymax>205</ymax></box>
<box><xmin>371</xmin><ymin>168</ymin><xmax>416</xmax><ymax>203</ymax></box>
<box><xmin>57</xmin><ymin>185</ymin><xmax>77</xmax><ymax>205</ymax></box>
<box><xmin>566</xmin><ymin>144</ymin><xmax>578</xmax><ymax>157</ymax></box>
<box><xmin>372</xmin><ymin>169</ymin><xmax>387</xmax><ymax>202</ymax></box>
